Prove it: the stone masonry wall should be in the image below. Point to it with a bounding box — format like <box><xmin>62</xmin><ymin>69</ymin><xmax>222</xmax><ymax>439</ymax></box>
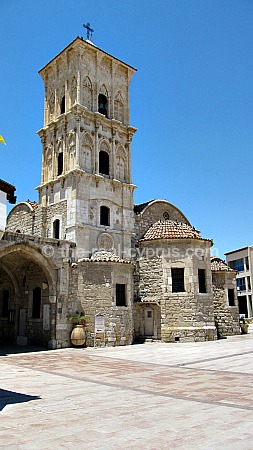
<box><xmin>135</xmin><ymin>239</ymin><xmax>216</xmax><ymax>343</ymax></box>
<box><xmin>212</xmin><ymin>271</ymin><xmax>240</xmax><ymax>336</ymax></box>
<box><xmin>6</xmin><ymin>201</ymin><xmax>67</xmax><ymax>240</ymax></box>
<box><xmin>6</xmin><ymin>203</ymin><xmax>35</xmax><ymax>235</ymax></box>
<box><xmin>68</xmin><ymin>260</ymin><xmax>134</xmax><ymax>347</ymax></box>
<box><xmin>45</xmin><ymin>200</ymin><xmax>67</xmax><ymax>239</ymax></box>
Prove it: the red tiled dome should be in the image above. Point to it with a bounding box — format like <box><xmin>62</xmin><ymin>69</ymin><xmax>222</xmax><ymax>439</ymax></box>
<box><xmin>210</xmin><ymin>257</ymin><xmax>235</xmax><ymax>272</ymax></box>
<box><xmin>142</xmin><ymin>220</ymin><xmax>206</xmax><ymax>241</ymax></box>
<box><xmin>27</xmin><ymin>200</ymin><xmax>39</xmax><ymax>210</ymax></box>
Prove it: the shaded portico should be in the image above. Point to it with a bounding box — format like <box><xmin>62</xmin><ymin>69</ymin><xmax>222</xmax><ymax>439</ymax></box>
<box><xmin>0</xmin><ymin>240</ymin><xmax>57</xmax><ymax>348</ymax></box>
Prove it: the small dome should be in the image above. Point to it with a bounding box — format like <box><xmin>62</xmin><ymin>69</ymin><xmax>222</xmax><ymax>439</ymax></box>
<box><xmin>26</xmin><ymin>200</ymin><xmax>39</xmax><ymax>210</ymax></box>
<box><xmin>91</xmin><ymin>251</ymin><xmax>122</xmax><ymax>262</ymax></box>
<box><xmin>211</xmin><ymin>257</ymin><xmax>235</xmax><ymax>272</ymax></box>
<box><xmin>141</xmin><ymin>220</ymin><xmax>207</xmax><ymax>241</ymax></box>
<box><xmin>78</xmin><ymin>251</ymin><xmax>132</xmax><ymax>264</ymax></box>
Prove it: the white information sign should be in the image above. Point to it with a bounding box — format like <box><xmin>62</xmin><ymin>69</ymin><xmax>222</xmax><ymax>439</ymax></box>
<box><xmin>95</xmin><ymin>314</ymin><xmax>105</xmax><ymax>333</ymax></box>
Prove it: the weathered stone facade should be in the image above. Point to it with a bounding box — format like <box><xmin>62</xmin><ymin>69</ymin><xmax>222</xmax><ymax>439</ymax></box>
<box><xmin>211</xmin><ymin>257</ymin><xmax>240</xmax><ymax>336</ymax></box>
<box><xmin>36</xmin><ymin>37</ymin><xmax>136</xmax><ymax>254</ymax></box>
<box><xmin>0</xmin><ymin>37</ymin><xmax>240</xmax><ymax>349</ymax></box>
<box><xmin>70</xmin><ymin>254</ymin><xmax>134</xmax><ymax>347</ymax></box>
<box><xmin>133</xmin><ymin>205</ymin><xmax>216</xmax><ymax>342</ymax></box>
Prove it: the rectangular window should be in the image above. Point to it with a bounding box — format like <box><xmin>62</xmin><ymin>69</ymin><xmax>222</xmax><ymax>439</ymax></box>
<box><xmin>237</xmin><ymin>278</ymin><xmax>246</xmax><ymax>291</ymax></box>
<box><xmin>247</xmin><ymin>277</ymin><xmax>251</xmax><ymax>290</ymax></box>
<box><xmin>100</xmin><ymin>206</ymin><xmax>110</xmax><ymax>226</ymax></box>
<box><xmin>228</xmin><ymin>289</ymin><xmax>235</xmax><ymax>306</ymax></box>
<box><xmin>245</xmin><ymin>256</ymin><xmax>249</xmax><ymax>271</ymax></box>
<box><xmin>229</xmin><ymin>259</ymin><xmax>244</xmax><ymax>272</ymax></box>
<box><xmin>198</xmin><ymin>269</ymin><xmax>206</xmax><ymax>293</ymax></box>
<box><xmin>116</xmin><ymin>284</ymin><xmax>126</xmax><ymax>306</ymax></box>
<box><xmin>172</xmin><ymin>268</ymin><xmax>185</xmax><ymax>293</ymax></box>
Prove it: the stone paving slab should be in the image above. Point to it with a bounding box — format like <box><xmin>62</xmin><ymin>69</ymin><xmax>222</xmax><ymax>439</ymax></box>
<box><xmin>0</xmin><ymin>334</ymin><xmax>253</xmax><ymax>449</ymax></box>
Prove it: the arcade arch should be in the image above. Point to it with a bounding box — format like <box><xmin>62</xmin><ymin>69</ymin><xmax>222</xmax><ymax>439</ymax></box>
<box><xmin>0</xmin><ymin>243</ymin><xmax>57</xmax><ymax>348</ymax></box>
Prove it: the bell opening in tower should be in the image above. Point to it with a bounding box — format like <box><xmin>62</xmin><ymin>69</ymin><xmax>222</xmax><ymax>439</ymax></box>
<box><xmin>57</xmin><ymin>152</ymin><xmax>63</xmax><ymax>176</ymax></box>
<box><xmin>60</xmin><ymin>96</ymin><xmax>65</xmax><ymax>114</ymax></box>
<box><xmin>98</xmin><ymin>94</ymin><xmax>108</xmax><ymax>117</ymax></box>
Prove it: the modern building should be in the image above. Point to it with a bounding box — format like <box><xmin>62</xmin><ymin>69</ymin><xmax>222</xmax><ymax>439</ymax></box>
<box><xmin>0</xmin><ymin>179</ymin><xmax>16</xmax><ymax>237</ymax></box>
<box><xmin>225</xmin><ymin>247</ymin><xmax>253</xmax><ymax>318</ymax></box>
<box><xmin>0</xmin><ymin>36</ymin><xmax>240</xmax><ymax>348</ymax></box>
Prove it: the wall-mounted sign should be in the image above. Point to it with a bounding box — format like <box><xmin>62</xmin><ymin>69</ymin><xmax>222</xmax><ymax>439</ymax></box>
<box><xmin>95</xmin><ymin>313</ymin><xmax>105</xmax><ymax>333</ymax></box>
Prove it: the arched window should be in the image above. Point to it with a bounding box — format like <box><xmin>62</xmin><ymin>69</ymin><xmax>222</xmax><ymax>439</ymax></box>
<box><xmin>32</xmin><ymin>287</ymin><xmax>41</xmax><ymax>319</ymax></box>
<box><xmin>58</xmin><ymin>152</ymin><xmax>63</xmax><ymax>176</ymax></box>
<box><xmin>2</xmin><ymin>290</ymin><xmax>9</xmax><ymax>317</ymax></box>
<box><xmin>98</xmin><ymin>94</ymin><xmax>108</xmax><ymax>117</ymax></box>
<box><xmin>53</xmin><ymin>219</ymin><xmax>60</xmax><ymax>239</ymax></box>
<box><xmin>99</xmin><ymin>151</ymin><xmax>109</xmax><ymax>175</ymax></box>
<box><xmin>60</xmin><ymin>95</ymin><xmax>65</xmax><ymax>114</ymax></box>
<box><xmin>100</xmin><ymin>206</ymin><xmax>110</xmax><ymax>226</ymax></box>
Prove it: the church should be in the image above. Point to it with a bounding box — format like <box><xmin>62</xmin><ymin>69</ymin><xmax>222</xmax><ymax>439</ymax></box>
<box><xmin>0</xmin><ymin>36</ymin><xmax>240</xmax><ymax>348</ymax></box>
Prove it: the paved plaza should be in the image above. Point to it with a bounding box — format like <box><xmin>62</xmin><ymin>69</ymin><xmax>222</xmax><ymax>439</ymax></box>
<box><xmin>0</xmin><ymin>334</ymin><xmax>253</xmax><ymax>449</ymax></box>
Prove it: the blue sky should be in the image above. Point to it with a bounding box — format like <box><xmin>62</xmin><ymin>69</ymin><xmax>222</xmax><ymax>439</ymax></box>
<box><xmin>1</xmin><ymin>0</ymin><xmax>253</xmax><ymax>258</ymax></box>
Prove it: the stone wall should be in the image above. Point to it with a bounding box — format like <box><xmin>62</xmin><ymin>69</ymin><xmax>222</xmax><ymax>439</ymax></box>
<box><xmin>212</xmin><ymin>271</ymin><xmax>240</xmax><ymax>336</ymax></box>
<box><xmin>134</xmin><ymin>239</ymin><xmax>216</xmax><ymax>342</ymax></box>
<box><xmin>6</xmin><ymin>200</ymin><xmax>67</xmax><ymax>241</ymax></box>
<box><xmin>68</xmin><ymin>260</ymin><xmax>134</xmax><ymax>347</ymax></box>
<box><xmin>6</xmin><ymin>203</ymin><xmax>35</xmax><ymax>234</ymax></box>
<box><xmin>44</xmin><ymin>200</ymin><xmax>67</xmax><ymax>239</ymax></box>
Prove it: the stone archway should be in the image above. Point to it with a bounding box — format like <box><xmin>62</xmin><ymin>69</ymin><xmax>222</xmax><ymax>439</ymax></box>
<box><xmin>0</xmin><ymin>243</ymin><xmax>57</xmax><ymax>348</ymax></box>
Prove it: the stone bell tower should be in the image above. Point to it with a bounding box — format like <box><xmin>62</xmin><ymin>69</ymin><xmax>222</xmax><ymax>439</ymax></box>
<box><xmin>36</xmin><ymin>36</ymin><xmax>137</xmax><ymax>258</ymax></box>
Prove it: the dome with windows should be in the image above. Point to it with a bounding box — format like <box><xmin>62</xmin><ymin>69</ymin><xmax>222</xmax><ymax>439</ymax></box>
<box><xmin>141</xmin><ymin>220</ymin><xmax>211</xmax><ymax>242</ymax></box>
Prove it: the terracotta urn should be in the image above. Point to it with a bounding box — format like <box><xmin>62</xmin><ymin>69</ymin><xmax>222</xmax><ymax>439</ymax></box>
<box><xmin>71</xmin><ymin>324</ymin><xmax>85</xmax><ymax>346</ymax></box>
<box><xmin>241</xmin><ymin>323</ymin><xmax>249</xmax><ymax>334</ymax></box>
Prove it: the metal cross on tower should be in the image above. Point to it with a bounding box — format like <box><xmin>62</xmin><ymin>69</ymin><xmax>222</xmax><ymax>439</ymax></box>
<box><xmin>83</xmin><ymin>22</ymin><xmax>94</xmax><ymax>41</ymax></box>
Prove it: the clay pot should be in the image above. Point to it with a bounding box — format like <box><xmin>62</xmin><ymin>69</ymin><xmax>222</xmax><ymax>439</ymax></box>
<box><xmin>241</xmin><ymin>323</ymin><xmax>249</xmax><ymax>334</ymax></box>
<box><xmin>71</xmin><ymin>325</ymin><xmax>85</xmax><ymax>346</ymax></box>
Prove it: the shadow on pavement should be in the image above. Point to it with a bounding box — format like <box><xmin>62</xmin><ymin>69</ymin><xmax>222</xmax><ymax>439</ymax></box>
<box><xmin>0</xmin><ymin>344</ymin><xmax>49</xmax><ymax>356</ymax></box>
<box><xmin>0</xmin><ymin>388</ymin><xmax>40</xmax><ymax>411</ymax></box>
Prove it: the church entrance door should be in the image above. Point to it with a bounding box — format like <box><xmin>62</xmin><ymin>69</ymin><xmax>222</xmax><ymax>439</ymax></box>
<box><xmin>144</xmin><ymin>309</ymin><xmax>154</xmax><ymax>336</ymax></box>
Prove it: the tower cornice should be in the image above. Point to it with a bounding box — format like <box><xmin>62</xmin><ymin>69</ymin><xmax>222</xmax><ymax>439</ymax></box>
<box><xmin>37</xmin><ymin>104</ymin><xmax>137</xmax><ymax>137</ymax></box>
<box><xmin>39</xmin><ymin>37</ymin><xmax>137</xmax><ymax>79</ymax></box>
